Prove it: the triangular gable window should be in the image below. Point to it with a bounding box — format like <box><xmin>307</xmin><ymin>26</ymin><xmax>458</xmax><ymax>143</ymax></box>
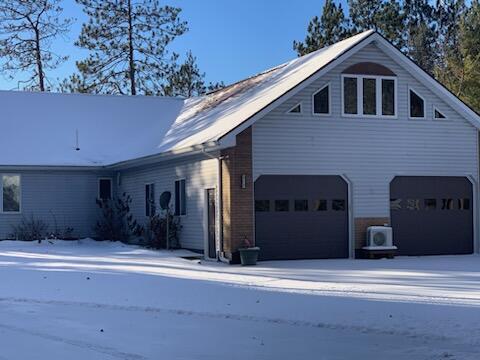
<box><xmin>288</xmin><ymin>103</ymin><xmax>302</xmax><ymax>114</ymax></box>
<box><xmin>434</xmin><ymin>107</ymin><xmax>446</xmax><ymax>119</ymax></box>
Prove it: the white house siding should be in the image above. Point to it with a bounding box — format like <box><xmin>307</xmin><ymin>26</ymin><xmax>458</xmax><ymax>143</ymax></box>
<box><xmin>119</xmin><ymin>155</ymin><xmax>218</xmax><ymax>251</ymax></box>
<box><xmin>0</xmin><ymin>170</ymin><xmax>108</xmax><ymax>239</ymax></box>
<box><xmin>252</xmin><ymin>43</ymin><xmax>479</xmax><ymax>219</ymax></box>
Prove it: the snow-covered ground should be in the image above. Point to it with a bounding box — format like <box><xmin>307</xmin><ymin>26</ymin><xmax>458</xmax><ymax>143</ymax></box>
<box><xmin>0</xmin><ymin>240</ymin><xmax>479</xmax><ymax>359</ymax></box>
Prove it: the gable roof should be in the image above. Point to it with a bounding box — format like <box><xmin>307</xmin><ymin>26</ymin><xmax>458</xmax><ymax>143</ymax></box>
<box><xmin>1</xmin><ymin>29</ymin><xmax>479</xmax><ymax>168</ymax></box>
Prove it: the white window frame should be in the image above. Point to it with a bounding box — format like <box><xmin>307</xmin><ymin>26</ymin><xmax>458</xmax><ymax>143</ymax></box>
<box><xmin>145</xmin><ymin>182</ymin><xmax>155</xmax><ymax>217</ymax></box>
<box><xmin>408</xmin><ymin>87</ymin><xmax>426</xmax><ymax>120</ymax></box>
<box><xmin>286</xmin><ymin>102</ymin><xmax>303</xmax><ymax>115</ymax></box>
<box><xmin>98</xmin><ymin>177</ymin><xmax>112</xmax><ymax>200</ymax></box>
<box><xmin>341</xmin><ymin>74</ymin><xmax>398</xmax><ymax>119</ymax></box>
<box><xmin>433</xmin><ymin>105</ymin><xmax>447</xmax><ymax>120</ymax></box>
<box><xmin>1</xmin><ymin>174</ymin><xmax>22</xmax><ymax>214</ymax></box>
<box><xmin>312</xmin><ymin>82</ymin><xmax>331</xmax><ymax>116</ymax></box>
<box><xmin>175</xmin><ymin>178</ymin><xmax>187</xmax><ymax>217</ymax></box>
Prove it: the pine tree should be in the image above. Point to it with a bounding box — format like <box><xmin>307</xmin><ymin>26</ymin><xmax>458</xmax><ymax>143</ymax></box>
<box><xmin>437</xmin><ymin>0</ymin><xmax>480</xmax><ymax>112</ymax></box>
<box><xmin>293</xmin><ymin>0</ymin><xmax>350</xmax><ymax>56</ymax></box>
<box><xmin>403</xmin><ymin>0</ymin><xmax>438</xmax><ymax>73</ymax></box>
<box><xmin>70</xmin><ymin>0</ymin><xmax>187</xmax><ymax>95</ymax></box>
<box><xmin>348</xmin><ymin>0</ymin><xmax>405</xmax><ymax>48</ymax></box>
<box><xmin>161</xmin><ymin>51</ymin><xmax>224</xmax><ymax>97</ymax></box>
<box><xmin>0</xmin><ymin>0</ymin><xmax>73</xmax><ymax>91</ymax></box>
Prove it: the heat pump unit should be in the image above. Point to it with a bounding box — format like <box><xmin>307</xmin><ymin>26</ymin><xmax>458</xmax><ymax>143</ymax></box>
<box><xmin>363</xmin><ymin>226</ymin><xmax>397</xmax><ymax>250</ymax></box>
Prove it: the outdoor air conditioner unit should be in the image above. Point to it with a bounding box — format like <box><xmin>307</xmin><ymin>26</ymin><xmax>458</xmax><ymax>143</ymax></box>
<box><xmin>363</xmin><ymin>226</ymin><xmax>397</xmax><ymax>250</ymax></box>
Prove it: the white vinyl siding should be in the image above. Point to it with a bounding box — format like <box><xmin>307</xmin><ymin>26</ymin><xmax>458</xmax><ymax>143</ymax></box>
<box><xmin>119</xmin><ymin>156</ymin><xmax>217</xmax><ymax>250</ymax></box>
<box><xmin>252</xmin><ymin>43</ymin><xmax>478</xmax><ymax>219</ymax></box>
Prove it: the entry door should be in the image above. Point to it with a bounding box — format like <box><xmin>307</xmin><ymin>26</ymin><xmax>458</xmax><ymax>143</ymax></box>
<box><xmin>206</xmin><ymin>189</ymin><xmax>216</xmax><ymax>258</ymax></box>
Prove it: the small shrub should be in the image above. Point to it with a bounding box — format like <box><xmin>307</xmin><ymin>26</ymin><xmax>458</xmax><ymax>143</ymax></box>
<box><xmin>48</xmin><ymin>211</ymin><xmax>76</xmax><ymax>240</ymax></box>
<box><xmin>11</xmin><ymin>215</ymin><xmax>48</xmax><ymax>241</ymax></box>
<box><xmin>143</xmin><ymin>211</ymin><xmax>181</xmax><ymax>249</ymax></box>
<box><xmin>94</xmin><ymin>193</ymin><xmax>142</xmax><ymax>241</ymax></box>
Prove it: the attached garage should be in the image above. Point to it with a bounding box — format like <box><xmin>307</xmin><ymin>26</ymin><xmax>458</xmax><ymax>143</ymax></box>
<box><xmin>390</xmin><ymin>176</ymin><xmax>473</xmax><ymax>256</ymax></box>
<box><xmin>254</xmin><ymin>175</ymin><xmax>349</xmax><ymax>260</ymax></box>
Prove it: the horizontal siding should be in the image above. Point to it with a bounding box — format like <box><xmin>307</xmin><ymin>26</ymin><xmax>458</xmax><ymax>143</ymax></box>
<box><xmin>119</xmin><ymin>156</ymin><xmax>217</xmax><ymax>251</ymax></box>
<box><xmin>253</xmin><ymin>43</ymin><xmax>478</xmax><ymax>218</ymax></box>
<box><xmin>0</xmin><ymin>171</ymin><xmax>111</xmax><ymax>239</ymax></box>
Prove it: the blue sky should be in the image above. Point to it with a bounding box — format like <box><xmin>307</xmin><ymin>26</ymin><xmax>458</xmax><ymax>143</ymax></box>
<box><xmin>0</xmin><ymin>0</ymin><xmax>348</xmax><ymax>90</ymax></box>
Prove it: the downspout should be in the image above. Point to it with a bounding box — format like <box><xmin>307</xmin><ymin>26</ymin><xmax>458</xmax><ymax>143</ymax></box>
<box><xmin>202</xmin><ymin>145</ymin><xmax>229</xmax><ymax>263</ymax></box>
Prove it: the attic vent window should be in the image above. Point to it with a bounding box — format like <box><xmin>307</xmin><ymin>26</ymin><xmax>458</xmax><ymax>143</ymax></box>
<box><xmin>288</xmin><ymin>103</ymin><xmax>302</xmax><ymax>114</ymax></box>
<box><xmin>434</xmin><ymin>107</ymin><xmax>446</xmax><ymax>119</ymax></box>
<box><xmin>409</xmin><ymin>89</ymin><xmax>425</xmax><ymax>118</ymax></box>
<box><xmin>313</xmin><ymin>84</ymin><xmax>330</xmax><ymax>115</ymax></box>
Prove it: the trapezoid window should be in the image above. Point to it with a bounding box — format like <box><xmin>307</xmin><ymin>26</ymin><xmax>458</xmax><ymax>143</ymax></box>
<box><xmin>313</xmin><ymin>84</ymin><xmax>330</xmax><ymax>114</ymax></box>
<box><xmin>409</xmin><ymin>89</ymin><xmax>425</xmax><ymax>118</ymax></box>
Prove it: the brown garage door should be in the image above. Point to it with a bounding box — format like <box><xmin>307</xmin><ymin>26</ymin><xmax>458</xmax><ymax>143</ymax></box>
<box><xmin>390</xmin><ymin>176</ymin><xmax>473</xmax><ymax>256</ymax></box>
<box><xmin>254</xmin><ymin>175</ymin><xmax>349</xmax><ymax>260</ymax></box>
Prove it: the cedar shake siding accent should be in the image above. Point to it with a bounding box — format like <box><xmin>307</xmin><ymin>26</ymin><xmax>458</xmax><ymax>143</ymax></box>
<box><xmin>221</xmin><ymin>127</ymin><xmax>254</xmax><ymax>261</ymax></box>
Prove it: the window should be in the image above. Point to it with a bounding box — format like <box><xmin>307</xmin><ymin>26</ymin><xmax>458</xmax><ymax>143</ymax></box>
<box><xmin>382</xmin><ymin>79</ymin><xmax>395</xmax><ymax>116</ymax></box>
<box><xmin>2</xmin><ymin>175</ymin><xmax>20</xmax><ymax>213</ymax></box>
<box><xmin>294</xmin><ymin>200</ymin><xmax>308</xmax><ymax>211</ymax></box>
<box><xmin>313</xmin><ymin>84</ymin><xmax>330</xmax><ymax>114</ymax></box>
<box><xmin>288</xmin><ymin>103</ymin><xmax>302</xmax><ymax>114</ymax></box>
<box><xmin>275</xmin><ymin>200</ymin><xmax>289</xmax><ymax>212</ymax></box>
<box><xmin>458</xmin><ymin>198</ymin><xmax>470</xmax><ymax>210</ymax></box>
<box><xmin>145</xmin><ymin>183</ymin><xmax>155</xmax><ymax>217</ymax></box>
<box><xmin>363</xmin><ymin>78</ymin><xmax>376</xmax><ymax>115</ymax></box>
<box><xmin>409</xmin><ymin>89</ymin><xmax>425</xmax><ymax>118</ymax></box>
<box><xmin>424</xmin><ymin>199</ymin><xmax>437</xmax><ymax>210</ymax></box>
<box><xmin>175</xmin><ymin>179</ymin><xmax>186</xmax><ymax>216</ymax></box>
<box><xmin>255</xmin><ymin>200</ymin><xmax>270</xmax><ymax>212</ymax></box>
<box><xmin>434</xmin><ymin>107</ymin><xmax>446</xmax><ymax>119</ymax></box>
<box><xmin>332</xmin><ymin>199</ymin><xmax>346</xmax><ymax>211</ymax></box>
<box><xmin>441</xmin><ymin>199</ymin><xmax>454</xmax><ymax>210</ymax></box>
<box><xmin>98</xmin><ymin>178</ymin><xmax>112</xmax><ymax>200</ymax></box>
<box><xmin>343</xmin><ymin>77</ymin><xmax>358</xmax><ymax>114</ymax></box>
<box><xmin>314</xmin><ymin>199</ymin><xmax>327</xmax><ymax>211</ymax></box>
<box><xmin>406</xmin><ymin>199</ymin><xmax>420</xmax><ymax>210</ymax></box>
<box><xmin>390</xmin><ymin>198</ymin><xmax>402</xmax><ymax>210</ymax></box>
<box><xmin>343</xmin><ymin>75</ymin><xmax>396</xmax><ymax>117</ymax></box>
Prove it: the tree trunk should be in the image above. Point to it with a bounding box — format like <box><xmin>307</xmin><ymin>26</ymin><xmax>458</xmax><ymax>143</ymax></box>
<box><xmin>34</xmin><ymin>28</ymin><xmax>45</xmax><ymax>91</ymax></box>
<box><xmin>127</xmin><ymin>0</ymin><xmax>136</xmax><ymax>95</ymax></box>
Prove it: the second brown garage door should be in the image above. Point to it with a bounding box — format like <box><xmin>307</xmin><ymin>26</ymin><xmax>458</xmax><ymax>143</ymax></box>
<box><xmin>254</xmin><ymin>175</ymin><xmax>349</xmax><ymax>260</ymax></box>
<box><xmin>390</xmin><ymin>176</ymin><xmax>473</xmax><ymax>256</ymax></box>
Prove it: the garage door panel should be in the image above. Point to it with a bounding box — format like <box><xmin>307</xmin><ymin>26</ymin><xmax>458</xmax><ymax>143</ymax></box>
<box><xmin>390</xmin><ymin>176</ymin><xmax>473</xmax><ymax>256</ymax></box>
<box><xmin>255</xmin><ymin>175</ymin><xmax>348</xmax><ymax>260</ymax></box>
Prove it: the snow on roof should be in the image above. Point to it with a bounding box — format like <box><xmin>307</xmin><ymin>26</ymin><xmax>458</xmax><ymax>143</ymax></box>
<box><xmin>0</xmin><ymin>30</ymin><xmax>374</xmax><ymax>167</ymax></box>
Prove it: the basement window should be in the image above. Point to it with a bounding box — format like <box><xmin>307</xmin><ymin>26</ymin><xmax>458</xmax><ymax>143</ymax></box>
<box><xmin>342</xmin><ymin>75</ymin><xmax>397</xmax><ymax>117</ymax></box>
<box><xmin>2</xmin><ymin>175</ymin><xmax>20</xmax><ymax>213</ymax></box>
<box><xmin>313</xmin><ymin>84</ymin><xmax>330</xmax><ymax>115</ymax></box>
<box><xmin>409</xmin><ymin>89</ymin><xmax>425</xmax><ymax>118</ymax></box>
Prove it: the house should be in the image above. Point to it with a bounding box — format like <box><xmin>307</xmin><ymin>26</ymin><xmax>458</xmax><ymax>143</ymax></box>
<box><xmin>0</xmin><ymin>30</ymin><xmax>479</xmax><ymax>262</ymax></box>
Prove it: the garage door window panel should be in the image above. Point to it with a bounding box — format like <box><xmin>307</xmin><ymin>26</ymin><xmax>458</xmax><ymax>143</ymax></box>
<box><xmin>390</xmin><ymin>198</ymin><xmax>402</xmax><ymax>210</ymax></box>
<box><xmin>458</xmin><ymin>198</ymin><xmax>470</xmax><ymax>210</ymax></box>
<box><xmin>294</xmin><ymin>200</ymin><xmax>308</xmax><ymax>212</ymax></box>
<box><xmin>314</xmin><ymin>199</ymin><xmax>327</xmax><ymax>211</ymax></box>
<box><xmin>332</xmin><ymin>199</ymin><xmax>346</xmax><ymax>211</ymax></box>
<box><xmin>275</xmin><ymin>200</ymin><xmax>289</xmax><ymax>212</ymax></box>
<box><xmin>424</xmin><ymin>199</ymin><xmax>436</xmax><ymax>210</ymax></box>
<box><xmin>255</xmin><ymin>200</ymin><xmax>270</xmax><ymax>212</ymax></box>
<box><xmin>441</xmin><ymin>199</ymin><xmax>454</xmax><ymax>210</ymax></box>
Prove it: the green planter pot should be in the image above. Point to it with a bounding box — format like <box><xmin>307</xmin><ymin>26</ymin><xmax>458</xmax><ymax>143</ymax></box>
<box><xmin>239</xmin><ymin>247</ymin><xmax>260</xmax><ymax>266</ymax></box>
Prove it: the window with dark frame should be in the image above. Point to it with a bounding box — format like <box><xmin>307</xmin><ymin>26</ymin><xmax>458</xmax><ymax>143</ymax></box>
<box><xmin>175</xmin><ymin>179</ymin><xmax>186</xmax><ymax>216</ymax></box>
<box><xmin>424</xmin><ymin>199</ymin><xmax>437</xmax><ymax>210</ymax></box>
<box><xmin>382</xmin><ymin>79</ymin><xmax>395</xmax><ymax>116</ymax></box>
<box><xmin>145</xmin><ymin>183</ymin><xmax>155</xmax><ymax>217</ymax></box>
<box><xmin>332</xmin><ymin>199</ymin><xmax>346</xmax><ymax>211</ymax></box>
<box><xmin>255</xmin><ymin>200</ymin><xmax>270</xmax><ymax>212</ymax></box>
<box><xmin>98</xmin><ymin>178</ymin><xmax>112</xmax><ymax>200</ymax></box>
<box><xmin>313</xmin><ymin>85</ymin><xmax>329</xmax><ymax>114</ymax></box>
<box><xmin>275</xmin><ymin>200</ymin><xmax>289</xmax><ymax>212</ymax></box>
<box><xmin>314</xmin><ymin>199</ymin><xmax>327</xmax><ymax>211</ymax></box>
<box><xmin>410</xmin><ymin>89</ymin><xmax>425</xmax><ymax>118</ymax></box>
<box><xmin>294</xmin><ymin>200</ymin><xmax>309</xmax><ymax>212</ymax></box>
